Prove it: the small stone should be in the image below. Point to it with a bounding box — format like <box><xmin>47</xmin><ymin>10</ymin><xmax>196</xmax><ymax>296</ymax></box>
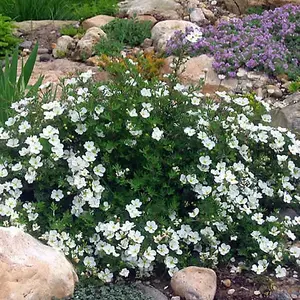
<box><xmin>53</xmin><ymin>35</ymin><xmax>74</xmax><ymax>58</ymax></box>
<box><xmin>202</xmin><ymin>8</ymin><xmax>215</xmax><ymax>22</ymax></box>
<box><xmin>291</xmin><ymin>294</ymin><xmax>298</xmax><ymax>299</ymax></box>
<box><xmin>39</xmin><ymin>54</ymin><xmax>51</xmax><ymax>62</ymax></box>
<box><xmin>136</xmin><ymin>15</ymin><xmax>157</xmax><ymax>26</ymax></box>
<box><xmin>141</xmin><ymin>38</ymin><xmax>153</xmax><ymax>49</ymax></box>
<box><xmin>267</xmin><ymin>85</ymin><xmax>283</xmax><ymax>98</ymax></box>
<box><xmin>144</xmin><ymin>46</ymin><xmax>155</xmax><ymax>55</ymax></box>
<box><xmin>190</xmin><ymin>8</ymin><xmax>206</xmax><ymax>23</ymax></box>
<box><xmin>171</xmin><ymin>297</ymin><xmax>181</xmax><ymax>300</ymax></box>
<box><xmin>222</xmin><ymin>279</ymin><xmax>232</xmax><ymax>288</ymax></box>
<box><xmin>86</xmin><ymin>56</ymin><xmax>100</xmax><ymax>66</ymax></box>
<box><xmin>135</xmin><ymin>283</ymin><xmax>168</xmax><ymax>300</ymax></box>
<box><xmin>171</xmin><ymin>266</ymin><xmax>217</xmax><ymax>300</ymax></box>
<box><xmin>270</xmin><ymin>291</ymin><xmax>292</xmax><ymax>300</ymax></box>
<box><xmin>254</xmin><ymin>290</ymin><xmax>261</xmax><ymax>295</ymax></box>
<box><xmin>38</xmin><ymin>48</ymin><xmax>50</xmax><ymax>54</ymax></box>
<box><xmin>20</xmin><ymin>40</ymin><xmax>33</xmax><ymax>49</ymax></box>
<box><xmin>228</xmin><ymin>289</ymin><xmax>235</xmax><ymax>295</ymax></box>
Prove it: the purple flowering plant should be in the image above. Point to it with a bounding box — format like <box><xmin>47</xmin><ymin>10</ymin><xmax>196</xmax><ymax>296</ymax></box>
<box><xmin>166</xmin><ymin>5</ymin><xmax>300</xmax><ymax>79</ymax></box>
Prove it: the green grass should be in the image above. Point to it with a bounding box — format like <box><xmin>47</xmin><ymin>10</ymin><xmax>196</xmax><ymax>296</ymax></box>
<box><xmin>0</xmin><ymin>0</ymin><xmax>118</xmax><ymax>22</ymax></box>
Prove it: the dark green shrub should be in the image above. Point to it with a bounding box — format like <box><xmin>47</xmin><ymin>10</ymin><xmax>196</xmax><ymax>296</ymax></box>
<box><xmin>102</xmin><ymin>18</ymin><xmax>152</xmax><ymax>47</ymax></box>
<box><xmin>0</xmin><ymin>14</ymin><xmax>19</xmax><ymax>58</ymax></box>
<box><xmin>94</xmin><ymin>37</ymin><xmax>124</xmax><ymax>57</ymax></box>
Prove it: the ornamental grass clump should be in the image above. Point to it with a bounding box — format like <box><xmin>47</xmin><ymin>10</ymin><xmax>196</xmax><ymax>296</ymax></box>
<box><xmin>0</xmin><ymin>58</ymin><xmax>299</xmax><ymax>282</ymax></box>
<box><xmin>167</xmin><ymin>4</ymin><xmax>300</xmax><ymax>80</ymax></box>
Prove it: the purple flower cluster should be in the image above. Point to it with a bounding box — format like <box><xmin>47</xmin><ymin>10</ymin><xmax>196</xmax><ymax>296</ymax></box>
<box><xmin>166</xmin><ymin>5</ymin><xmax>300</xmax><ymax>78</ymax></box>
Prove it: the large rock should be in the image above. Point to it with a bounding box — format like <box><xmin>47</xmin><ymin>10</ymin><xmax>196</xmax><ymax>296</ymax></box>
<box><xmin>225</xmin><ymin>0</ymin><xmax>300</xmax><ymax>14</ymax></box>
<box><xmin>272</xmin><ymin>93</ymin><xmax>300</xmax><ymax>132</ymax></box>
<box><xmin>162</xmin><ymin>55</ymin><xmax>239</xmax><ymax>92</ymax></box>
<box><xmin>171</xmin><ymin>266</ymin><xmax>217</xmax><ymax>300</ymax></box>
<box><xmin>118</xmin><ymin>0</ymin><xmax>181</xmax><ymax>19</ymax></box>
<box><xmin>151</xmin><ymin>20</ymin><xmax>201</xmax><ymax>52</ymax></box>
<box><xmin>82</xmin><ymin>15</ymin><xmax>115</xmax><ymax>30</ymax></box>
<box><xmin>71</xmin><ymin>27</ymin><xmax>106</xmax><ymax>61</ymax></box>
<box><xmin>0</xmin><ymin>227</ymin><xmax>78</xmax><ymax>300</ymax></box>
<box><xmin>53</xmin><ymin>35</ymin><xmax>74</xmax><ymax>58</ymax></box>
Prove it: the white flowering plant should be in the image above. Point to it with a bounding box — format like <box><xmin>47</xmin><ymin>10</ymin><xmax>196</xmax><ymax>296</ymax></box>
<box><xmin>0</xmin><ymin>58</ymin><xmax>299</xmax><ymax>281</ymax></box>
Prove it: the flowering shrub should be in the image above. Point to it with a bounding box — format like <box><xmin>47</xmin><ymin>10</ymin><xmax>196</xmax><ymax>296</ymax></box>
<box><xmin>0</xmin><ymin>60</ymin><xmax>299</xmax><ymax>282</ymax></box>
<box><xmin>167</xmin><ymin>5</ymin><xmax>300</xmax><ymax>79</ymax></box>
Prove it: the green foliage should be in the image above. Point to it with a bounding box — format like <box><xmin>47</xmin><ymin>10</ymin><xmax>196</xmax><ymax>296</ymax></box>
<box><xmin>0</xmin><ymin>0</ymin><xmax>72</xmax><ymax>21</ymax></box>
<box><xmin>246</xmin><ymin>6</ymin><xmax>266</xmax><ymax>15</ymax></box>
<box><xmin>0</xmin><ymin>43</ymin><xmax>43</xmax><ymax>124</ymax></box>
<box><xmin>71</xmin><ymin>0</ymin><xmax>118</xmax><ymax>20</ymax></box>
<box><xmin>102</xmin><ymin>18</ymin><xmax>152</xmax><ymax>47</ymax></box>
<box><xmin>94</xmin><ymin>38</ymin><xmax>124</xmax><ymax>57</ymax></box>
<box><xmin>0</xmin><ymin>0</ymin><xmax>118</xmax><ymax>21</ymax></box>
<box><xmin>61</xmin><ymin>283</ymin><xmax>153</xmax><ymax>300</ymax></box>
<box><xmin>60</xmin><ymin>25</ymin><xmax>86</xmax><ymax>38</ymax></box>
<box><xmin>0</xmin><ymin>14</ymin><xmax>19</xmax><ymax>58</ymax></box>
<box><xmin>288</xmin><ymin>78</ymin><xmax>300</xmax><ymax>93</ymax></box>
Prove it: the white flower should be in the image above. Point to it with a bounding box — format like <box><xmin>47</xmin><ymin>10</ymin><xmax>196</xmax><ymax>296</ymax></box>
<box><xmin>141</xmin><ymin>88</ymin><xmax>152</xmax><ymax>97</ymax></box>
<box><xmin>18</xmin><ymin>121</ymin><xmax>31</xmax><ymax>133</ymax></box>
<box><xmin>219</xmin><ymin>243</ymin><xmax>230</xmax><ymax>255</ymax></box>
<box><xmin>79</xmin><ymin>70</ymin><xmax>93</xmax><ymax>83</ymax></box>
<box><xmin>202</xmin><ymin>138</ymin><xmax>215</xmax><ymax>150</ymax></box>
<box><xmin>51</xmin><ymin>189</ymin><xmax>64</xmax><ymax>202</ymax></box>
<box><xmin>127</xmin><ymin>244</ymin><xmax>141</xmax><ymax>257</ymax></box>
<box><xmin>140</xmin><ymin>109</ymin><xmax>150</xmax><ymax>118</ymax></box>
<box><xmin>290</xmin><ymin>247</ymin><xmax>300</xmax><ymax>258</ymax></box>
<box><xmin>126</xmin><ymin>204</ymin><xmax>142</xmax><ymax>218</ymax></box>
<box><xmin>157</xmin><ymin>244</ymin><xmax>169</xmax><ymax>256</ymax></box>
<box><xmin>83</xmin><ymin>256</ymin><xmax>96</xmax><ymax>268</ymax></box>
<box><xmin>186</xmin><ymin>30</ymin><xmax>203</xmax><ymax>43</ymax></box>
<box><xmin>127</xmin><ymin>108</ymin><xmax>138</xmax><ymax>117</ymax></box>
<box><xmin>275</xmin><ymin>265</ymin><xmax>287</xmax><ymax>278</ymax></box>
<box><xmin>184</xmin><ymin>127</ymin><xmax>196</xmax><ymax>136</ymax></box>
<box><xmin>188</xmin><ymin>208</ymin><xmax>199</xmax><ymax>218</ymax></box>
<box><xmin>98</xmin><ymin>268</ymin><xmax>113</xmax><ymax>283</ymax></box>
<box><xmin>75</xmin><ymin>124</ymin><xmax>87</xmax><ymax>135</ymax></box>
<box><xmin>119</xmin><ymin>268</ymin><xmax>130</xmax><ymax>277</ymax></box>
<box><xmin>93</xmin><ymin>164</ymin><xmax>106</xmax><ymax>177</ymax></box>
<box><xmin>144</xmin><ymin>247</ymin><xmax>156</xmax><ymax>261</ymax></box>
<box><xmin>251</xmin><ymin>259</ymin><xmax>268</xmax><ymax>275</ymax></box>
<box><xmin>199</xmin><ymin>156</ymin><xmax>212</xmax><ymax>166</ymax></box>
<box><xmin>165</xmin><ymin>256</ymin><xmax>178</xmax><ymax>269</ymax></box>
<box><xmin>145</xmin><ymin>221</ymin><xmax>158</xmax><ymax>233</ymax></box>
<box><xmin>6</xmin><ymin>139</ymin><xmax>19</xmax><ymax>148</ymax></box>
<box><xmin>152</xmin><ymin>127</ymin><xmax>164</xmax><ymax>141</ymax></box>
<box><xmin>11</xmin><ymin>162</ymin><xmax>22</xmax><ymax>171</ymax></box>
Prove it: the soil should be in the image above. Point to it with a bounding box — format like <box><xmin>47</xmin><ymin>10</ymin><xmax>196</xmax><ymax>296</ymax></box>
<box><xmin>19</xmin><ymin>24</ymin><xmax>61</xmax><ymax>51</ymax></box>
